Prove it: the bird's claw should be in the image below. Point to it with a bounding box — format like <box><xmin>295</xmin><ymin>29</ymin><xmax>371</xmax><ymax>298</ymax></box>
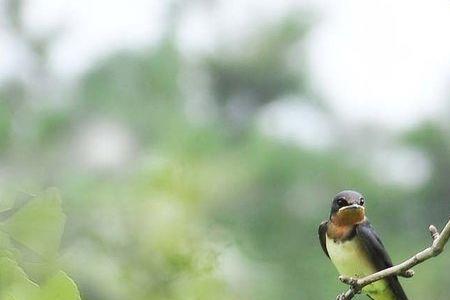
<box><xmin>336</xmin><ymin>293</ymin><xmax>345</xmax><ymax>300</ymax></box>
<box><xmin>339</xmin><ymin>275</ymin><xmax>358</xmax><ymax>285</ymax></box>
<box><xmin>400</xmin><ymin>269</ymin><xmax>415</xmax><ymax>278</ymax></box>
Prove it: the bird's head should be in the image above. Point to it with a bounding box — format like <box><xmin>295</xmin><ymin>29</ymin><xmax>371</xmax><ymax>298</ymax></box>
<box><xmin>330</xmin><ymin>190</ymin><xmax>366</xmax><ymax>226</ymax></box>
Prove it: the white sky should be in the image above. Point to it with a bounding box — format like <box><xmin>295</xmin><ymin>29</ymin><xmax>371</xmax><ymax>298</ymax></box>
<box><xmin>308</xmin><ymin>0</ymin><xmax>450</xmax><ymax>129</ymax></box>
<box><xmin>2</xmin><ymin>0</ymin><xmax>450</xmax><ymax>130</ymax></box>
<box><xmin>21</xmin><ymin>0</ymin><xmax>166</xmax><ymax>76</ymax></box>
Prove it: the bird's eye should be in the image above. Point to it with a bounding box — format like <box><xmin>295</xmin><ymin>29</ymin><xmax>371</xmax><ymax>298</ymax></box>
<box><xmin>337</xmin><ymin>198</ymin><xmax>347</xmax><ymax>207</ymax></box>
<box><xmin>360</xmin><ymin>198</ymin><xmax>365</xmax><ymax>205</ymax></box>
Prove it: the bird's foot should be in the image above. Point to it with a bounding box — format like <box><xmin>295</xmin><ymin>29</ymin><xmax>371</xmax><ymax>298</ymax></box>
<box><xmin>399</xmin><ymin>269</ymin><xmax>415</xmax><ymax>278</ymax></box>
<box><xmin>339</xmin><ymin>275</ymin><xmax>358</xmax><ymax>286</ymax></box>
<box><xmin>336</xmin><ymin>293</ymin><xmax>346</xmax><ymax>300</ymax></box>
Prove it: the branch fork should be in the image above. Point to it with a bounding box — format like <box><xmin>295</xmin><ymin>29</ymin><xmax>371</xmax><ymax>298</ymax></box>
<box><xmin>335</xmin><ymin>218</ymin><xmax>450</xmax><ymax>300</ymax></box>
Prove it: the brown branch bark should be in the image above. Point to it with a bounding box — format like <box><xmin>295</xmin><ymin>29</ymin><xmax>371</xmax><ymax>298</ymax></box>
<box><xmin>335</xmin><ymin>217</ymin><xmax>450</xmax><ymax>300</ymax></box>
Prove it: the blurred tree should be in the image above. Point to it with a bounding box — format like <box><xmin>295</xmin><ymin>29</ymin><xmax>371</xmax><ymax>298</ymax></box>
<box><xmin>404</xmin><ymin>122</ymin><xmax>450</xmax><ymax>225</ymax></box>
<box><xmin>206</xmin><ymin>15</ymin><xmax>317</xmax><ymax>126</ymax></box>
<box><xmin>79</xmin><ymin>41</ymin><xmax>182</xmax><ymax>144</ymax></box>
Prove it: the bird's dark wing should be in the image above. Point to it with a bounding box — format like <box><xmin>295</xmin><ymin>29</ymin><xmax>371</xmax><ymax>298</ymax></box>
<box><xmin>318</xmin><ymin>220</ymin><xmax>330</xmax><ymax>258</ymax></box>
<box><xmin>356</xmin><ymin>221</ymin><xmax>408</xmax><ymax>300</ymax></box>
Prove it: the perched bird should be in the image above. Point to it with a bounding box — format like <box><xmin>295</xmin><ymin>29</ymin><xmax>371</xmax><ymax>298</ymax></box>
<box><xmin>318</xmin><ymin>190</ymin><xmax>408</xmax><ymax>300</ymax></box>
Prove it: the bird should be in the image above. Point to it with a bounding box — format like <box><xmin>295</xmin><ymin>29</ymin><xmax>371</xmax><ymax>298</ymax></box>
<box><xmin>318</xmin><ymin>190</ymin><xmax>408</xmax><ymax>300</ymax></box>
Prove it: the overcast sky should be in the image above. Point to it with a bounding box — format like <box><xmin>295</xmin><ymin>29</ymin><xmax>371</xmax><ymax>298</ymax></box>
<box><xmin>2</xmin><ymin>0</ymin><xmax>450</xmax><ymax>130</ymax></box>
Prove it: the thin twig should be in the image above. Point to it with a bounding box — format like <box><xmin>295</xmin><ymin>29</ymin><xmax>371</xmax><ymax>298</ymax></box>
<box><xmin>335</xmin><ymin>218</ymin><xmax>450</xmax><ymax>300</ymax></box>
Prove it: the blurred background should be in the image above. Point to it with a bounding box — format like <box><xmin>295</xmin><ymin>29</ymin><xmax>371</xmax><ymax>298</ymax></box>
<box><xmin>1</xmin><ymin>0</ymin><xmax>450</xmax><ymax>299</ymax></box>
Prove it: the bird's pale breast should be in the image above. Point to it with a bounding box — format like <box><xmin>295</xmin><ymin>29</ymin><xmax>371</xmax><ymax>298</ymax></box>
<box><xmin>326</xmin><ymin>235</ymin><xmax>394</xmax><ymax>299</ymax></box>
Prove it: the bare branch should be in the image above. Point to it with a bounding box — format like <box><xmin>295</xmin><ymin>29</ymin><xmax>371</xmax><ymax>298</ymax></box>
<box><xmin>335</xmin><ymin>217</ymin><xmax>450</xmax><ymax>300</ymax></box>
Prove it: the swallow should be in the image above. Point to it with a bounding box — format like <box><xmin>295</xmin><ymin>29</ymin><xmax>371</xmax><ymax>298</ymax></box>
<box><xmin>318</xmin><ymin>190</ymin><xmax>408</xmax><ymax>300</ymax></box>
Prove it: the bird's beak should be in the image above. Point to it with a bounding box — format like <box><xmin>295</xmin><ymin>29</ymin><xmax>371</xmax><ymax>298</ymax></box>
<box><xmin>336</xmin><ymin>204</ymin><xmax>365</xmax><ymax>225</ymax></box>
<box><xmin>338</xmin><ymin>204</ymin><xmax>364</xmax><ymax>213</ymax></box>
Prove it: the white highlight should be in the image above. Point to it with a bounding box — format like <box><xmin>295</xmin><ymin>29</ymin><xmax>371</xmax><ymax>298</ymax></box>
<box><xmin>257</xmin><ymin>97</ymin><xmax>334</xmax><ymax>150</ymax></box>
<box><xmin>74</xmin><ymin>120</ymin><xmax>136</xmax><ymax>170</ymax></box>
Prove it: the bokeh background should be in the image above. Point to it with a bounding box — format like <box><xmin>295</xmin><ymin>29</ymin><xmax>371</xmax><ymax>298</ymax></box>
<box><xmin>1</xmin><ymin>0</ymin><xmax>450</xmax><ymax>299</ymax></box>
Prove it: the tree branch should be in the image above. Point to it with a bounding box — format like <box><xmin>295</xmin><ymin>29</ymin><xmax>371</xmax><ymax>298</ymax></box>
<box><xmin>335</xmin><ymin>217</ymin><xmax>450</xmax><ymax>300</ymax></box>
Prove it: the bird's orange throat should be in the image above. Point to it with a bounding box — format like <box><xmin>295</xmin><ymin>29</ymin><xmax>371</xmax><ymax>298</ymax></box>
<box><xmin>328</xmin><ymin>208</ymin><xmax>366</xmax><ymax>240</ymax></box>
<box><xmin>327</xmin><ymin>222</ymin><xmax>352</xmax><ymax>240</ymax></box>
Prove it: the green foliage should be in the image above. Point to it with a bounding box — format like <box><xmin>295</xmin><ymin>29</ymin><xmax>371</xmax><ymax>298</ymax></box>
<box><xmin>4</xmin><ymin>189</ymin><xmax>65</xmax><ymax>258</ymax></box>
<box><xmin>206</xmin><ymin>15</ymin><xmax>316</xmax><ymax>125</ymax></box>
<box><xmin>0</xmin><ymin>190</ymin><xmax>81</xmax><ymax>300</ymax></box>
<box><xmin>36</xmin><ymin>271</ymin><xmax>80</xmax><ymax>300</ymax></box>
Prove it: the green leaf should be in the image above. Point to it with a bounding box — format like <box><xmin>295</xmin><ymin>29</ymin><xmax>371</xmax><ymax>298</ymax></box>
<box><xmin>3</xmin><ymin>189</ymin><xmax>66</xmax><ymax>257</ymax></box>
<box><xmin>0</xmin><ymin>260</ymin><xmax>81</xmax><ymax>300</ymax></box>
<box><xmin>35</xmin><ymin>271</ymin><xmax>81</xmax><ymax>300</ymax></box>
<box><xmin>0</xmin><ymin>257</ymin><xmax>39</xmax><ymax>300</ymax></box>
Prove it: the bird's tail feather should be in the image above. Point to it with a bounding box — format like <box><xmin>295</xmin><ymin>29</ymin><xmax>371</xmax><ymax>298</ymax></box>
<box><xmin>389</xmin><ymin>276</ymin><xmax>408</xmax><ymax>300</ymax></box>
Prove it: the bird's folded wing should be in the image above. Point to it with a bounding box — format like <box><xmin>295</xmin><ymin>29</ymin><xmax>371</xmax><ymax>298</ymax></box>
<box><xmin>356</xmin><ymin>221</ymin><xmax>408</xmax><ymax>300</ymax></box>
<box><xmin>318</xmin><ymin>220</ymin><xmax>330</xmax><ymax>258</ymax></box>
